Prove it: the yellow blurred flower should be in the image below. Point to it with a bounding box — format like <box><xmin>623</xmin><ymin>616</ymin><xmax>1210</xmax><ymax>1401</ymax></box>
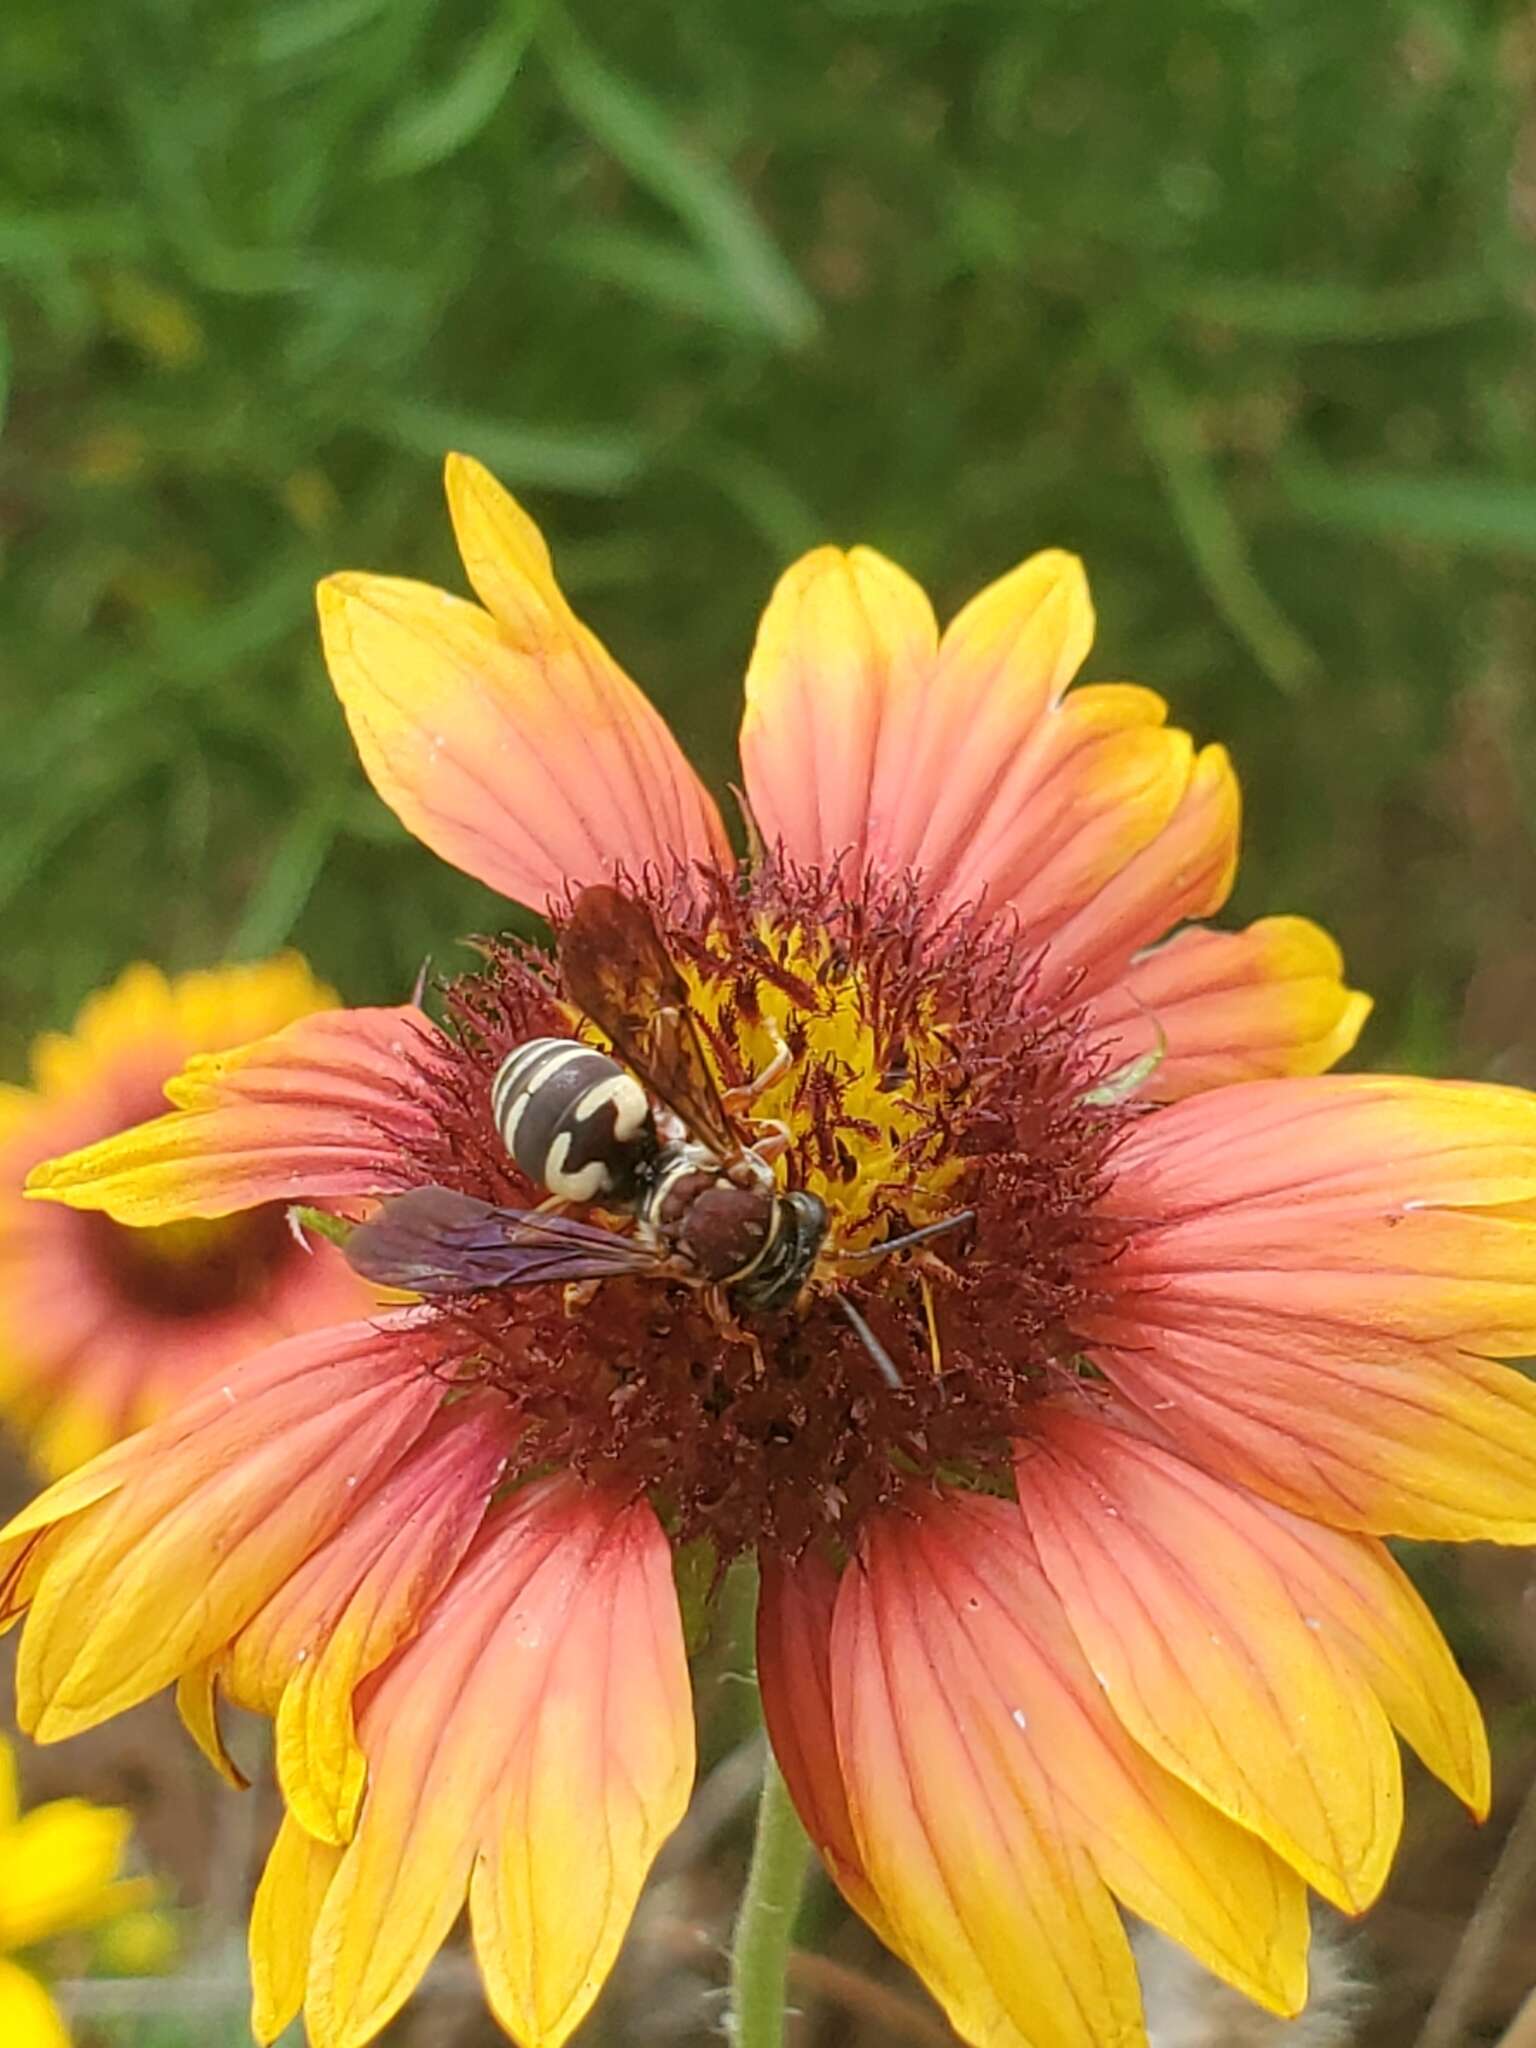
<box><xmin>0</xmin><ymin>1735</ymin><xmax>159</xmax><ymax>2046</ymax></box>
<box><xmin>0</xmin><ymin>956</ymin><xmax>373</xmax><ymax>1475</ymax></box>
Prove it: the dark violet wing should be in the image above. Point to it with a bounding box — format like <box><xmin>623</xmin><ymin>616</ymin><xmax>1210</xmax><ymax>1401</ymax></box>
<box><xmin>558</xmin><ymin>885</ymin><xmax>741</xmax><ymax>1159</ymax></box>
<box><xmin>343</xmin><ymin>1185</ymin><xmax>661</xmax><ymax>1294</ymax></box>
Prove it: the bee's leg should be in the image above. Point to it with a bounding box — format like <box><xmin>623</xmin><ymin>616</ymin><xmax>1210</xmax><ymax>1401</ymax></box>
<box><xmin>703</xmin><ymin>1285</ymin><xmax>767</xmax><ymax>1377</ymax></box>
<box><xmin>748</xmin><ymin>1119</ymin><xmax>792</xmax><ymax>1166</ymax></box>
<box><xmin>724</xmin><ymin>1023</ymin><xmax>792</xmax><ymax>1112</ymax></box>
<box><xmin>534</xmin><ymin>1193</ymin><xmax>572</xmax><ymax>1215</ymax></box>
<box><xmin>563</xmin><ymin>1279</ymin><xmax>602</xmax><ymax>1315</ymax></box>
<box><xmin>918</xmin><ymin>1270</ymin><xmax>943</xmax><ymax>1375</ymax></box>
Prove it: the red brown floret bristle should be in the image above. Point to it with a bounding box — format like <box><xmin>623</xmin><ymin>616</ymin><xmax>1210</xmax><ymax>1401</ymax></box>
<box><xmin>385</xmin><ymin>856</ymin><xmax>1133</xmax><ymax>1561</ymax></box>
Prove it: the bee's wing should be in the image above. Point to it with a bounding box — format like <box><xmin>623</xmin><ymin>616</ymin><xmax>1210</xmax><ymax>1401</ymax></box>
<box><xmin>558</xmin><ymin>885</ymin><xmax>742</xmax><ymax>1160</ymax></box>
<box><xmin>344</xmin><ymin>1185</ymin><xmax>664</xmax><ymax>1295</ymax></box>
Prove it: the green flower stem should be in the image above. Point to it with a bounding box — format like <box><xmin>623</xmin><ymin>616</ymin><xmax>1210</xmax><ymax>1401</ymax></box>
<box><xmin>729</xmin><ymin>1747</ymin><xmax>813</xmax><ymax>2048</ymax></box>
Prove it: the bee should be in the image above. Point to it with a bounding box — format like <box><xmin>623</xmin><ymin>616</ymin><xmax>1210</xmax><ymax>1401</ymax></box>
<box><xmin>342</xmin><ymin>887</ymin><xmax>970</xmax><ymax>1379</ymax></box>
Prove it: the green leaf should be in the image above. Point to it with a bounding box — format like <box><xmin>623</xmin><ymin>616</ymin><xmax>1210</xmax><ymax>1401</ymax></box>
<box><xmin>371</xmin><ymin>398</ymin><xmax>648</xmax><ymax>493</ymax></box>
<box><xmin>369</xmin><ymin>2</ymin><xmax>540</xmax><ymax>178</ymax></box>
<box><xmin>1282</xmin><ymin>459</ymin><xmax>1536</xmax><ymax>554</ymax></box>
<box><xmin>1168</xmin><ymin>271</ymin><xmax>1501</xmax><ymax>343</ymax></box>
<box><xmin>541</xmin><ymin>15</ymin><xmax>819</xmax><ymax>350</ymax></box>
<box><xmin>250</xmin><ymin>0</ymin><xmax>400</xmax><ymax>65</ymax></box>
<box><xmin>547</xmin><ymin>225</ymin><xmax>774</xmax><ymax>338</ymax></box>
<box><xmin>230</xmin><ymin>806</ymin><xmax>337</xmax><ymax>956</ymax></box>
<box><xmin>1127</xmin><ymin>360</ymin><xmax>1319</xmax><ymax>697</ymax></box>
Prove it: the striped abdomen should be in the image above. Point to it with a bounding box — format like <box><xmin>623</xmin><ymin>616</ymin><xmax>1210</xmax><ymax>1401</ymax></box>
<box><xmin>491</xmin><ymin>1037</ymin><xmax>656</xmax><ymax>1204</ymax></box>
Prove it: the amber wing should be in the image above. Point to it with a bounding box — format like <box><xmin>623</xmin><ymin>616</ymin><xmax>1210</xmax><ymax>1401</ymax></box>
<box><xmin>558</xmin><ymin>885</ymin><xmax>741</xmax><ymax>1159</ymax></box>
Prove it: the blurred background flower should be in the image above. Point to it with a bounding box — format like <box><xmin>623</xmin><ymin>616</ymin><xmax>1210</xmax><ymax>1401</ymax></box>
<box><xmin>3</xmin><ymin>2</ymin><xmax>1536</xmax><ymax>2044</ymax></box>
<box><xmin>0</xmin><ymin>957</ymin><xmax>370</xmax><ymax>1474</ymax></box>
<box><xmin>0</xmin><ymin>1730</ymin><xmax>169</xmax><ymax>2046</ymax></box>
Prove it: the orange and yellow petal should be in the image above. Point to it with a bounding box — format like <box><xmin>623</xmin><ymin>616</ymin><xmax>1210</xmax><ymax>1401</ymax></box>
<box><xmin>913</xmin><ymin>1493</ymin><xmax>1309</xmax><ymax>2010</ymax></box>
<box><xmin>1225</xmin><ymin>1501</ymin><xmax>1488</xmax><ymax>1817</ymax></box>
<box><xmin>1038</xmin><ymin>741</ymin><xmax>1240</xmax><ymax>999</ymax></box>
<box><xmin>319</xmin><ymin>456</ymin><xmax>729</xmax><ymax>914</ymax></box>
<box><xmin>252</xmin><ymin>1813</ymin><xmax>343</xmax><ymax>2044</ymax></box>
<box><xmin>25</xmin><ymin>1004</ymin><xmax>447</xmax><ymax>1225</ymax></box>
<box><xmin>755</xmin><ymin>1550</ymin><xmax>896</xmax><ymax>1947</ymax></box>
<box><xmin>226</xmin><ymin>1393</ymin><xmax>512</xmax><ymax>1843</ymax></box>
<box><xmin>1084</xmin><ymin>916</ymin><xmax>1372</xmax><ymax>1101</ymax></box>
<box><xmin>739</xmin><ymin>546</ymin><xmax>940</xmax><ymax>873</ymax></box>
<box><xmin>1093</xmin><ymin>1074</ymin><xmax>1536</xmax><ymax>1537</ymax></box>
<box><xmin>895</xmin><ymin>552</ymin><xmax>1096</xmax><ymax>892</ymax></box>
<box><xmin>300</xmin><ymin>1475</ymin><xmax>693</xmax><ymax>2048</ymax></box>
<box><xmin>0</xmin><ymin>1958</ymin><xmax>69</xmax><ymax>2048</ymax></box>
<box><xmin>830</xmin><ymin>1501</ymin><xmax>1147</xmax><ymax>2048</ymax></box>
<box><xmin>945</xmin><ymin>685</ymin><xmax>1193</xmax><ymax>931</ymax></box>
<box><xmin>829</xmin><ymin>1492</ymin><xmax>1308</xmax><ymax>2045</ymax></box>
<box><xmin>1017</xmin><ymin>1413</ymin><xmax>1402</xmax><ymax>1913</ymax></box>
<box><xmin>735</xmin><ymin>543</ymin><xmax>1241</xmax><ymax>1000</ymax></box>
<box><xmin>6</xmin><ymin>1318</ymin><xmax>444</xmax><ymax>1740</ymax></box>
<box><xmin>739</xmin><ymin>546</ymin><xmax>1097</xmax><ymax>894</ymax></box>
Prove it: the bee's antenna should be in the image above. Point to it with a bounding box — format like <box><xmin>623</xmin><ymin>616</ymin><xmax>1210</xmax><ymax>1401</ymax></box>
<box><xmin>832</xmin><ymin>1290</ymin><xmax>904</xmax><ymax>1389</ymax></box>
<box><xmin>835</xmin><ymin>1210</ymin><xmax>976</xmax><ymax>1266</ymax></box>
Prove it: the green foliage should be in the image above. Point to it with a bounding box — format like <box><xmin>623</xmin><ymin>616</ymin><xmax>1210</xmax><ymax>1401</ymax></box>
<box><xmin>3</xmin><ymin>0</ymin><xmax>1534</xmax><ymax>1079</ymax></box>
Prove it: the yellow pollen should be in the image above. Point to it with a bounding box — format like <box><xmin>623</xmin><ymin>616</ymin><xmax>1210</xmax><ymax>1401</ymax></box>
<box><xmin>685</xmin><ymin>920</ymin><xmax>968</xmax><ymax>1249</ymax></box>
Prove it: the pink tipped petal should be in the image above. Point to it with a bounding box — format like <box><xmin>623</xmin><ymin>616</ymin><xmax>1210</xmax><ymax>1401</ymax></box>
<box><xmin>251</xmin><ymin>1813</ymin><xmax>344</xmax><ymax>2045</ymax></box>
<box><xmin>25</xmin><ymin>1006</ymin><xmax>448</xmax><ymax>1224</ymax></box>
<box><xmin>1085</xmin><ymin>917</ymin><xmax>1373</xmax><ymax>1101</ymax></box>
<box><xmin>1018</xmin><ymin>1413</ymin><xmax>1402</xmax><ymax>1913</ymax></box>
<box><xmin>16</xmin><ymin>1320</ymin><xmax>444</xmax><ymax>1740</ymax></box>
<box><xmin>320</xmin><ymin>467</ymin><xmax>727</xmax><ymax>912</ymax></box>
<box><xmin>756</xmin><ymin>1551</ymin><xmax>896</xmax><ymax>1947</ymax></box>
<box><xmin>893</xmin><ymin>1492</ymin><xmax>1309</xmax><ymax>2014</ymax></box>
<box><xmin>831</xmin><ymin>1511</ymin><xmax>1148</xmax><ymax>2048</ymax></box>
<box><xmin>305</xmin><ymin>1477</ymin><xmax>693</xmax><ymax>2048</ymax></box>
<box><xmin>740</xmin><ymin>547</ymin><xmax>939</xmax><ymax>872</ymax></box>
<box><xmin>223</xmin><ymin>1396</ymin><xmax>514</xmax><ymax>1842</ymax></box>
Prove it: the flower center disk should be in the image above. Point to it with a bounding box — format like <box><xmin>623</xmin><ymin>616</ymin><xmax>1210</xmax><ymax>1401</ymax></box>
<box><xmin>416</xmin><ymin>860</ymin><xmax>1129</xmax><ymax>1560</ymax></box>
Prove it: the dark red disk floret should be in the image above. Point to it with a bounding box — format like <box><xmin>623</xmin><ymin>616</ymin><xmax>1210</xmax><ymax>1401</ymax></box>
<box><xmin>389</xmin><ymin>856</ymin><xmax>1134</xmax><ymax>1562</ymax></box>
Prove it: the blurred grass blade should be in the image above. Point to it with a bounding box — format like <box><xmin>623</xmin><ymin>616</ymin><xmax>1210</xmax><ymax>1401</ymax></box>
<box><xmin>1128</xmin><ymin>362</ymin><xmax>1318</xmax><ymax>697</ymax></box>
<box><xmin>541</xmin><ymin>16</ymin><xmax>819</xmax><ymax>349</ymax></box>
<box><xmin>370</xmin><ymin>2</ymin><xmax>539</xmax><ymax>178</ymax></box>
<box><xmin>252</xmin><ymin>0</ymin><xmax>400</xmax><ymax>66</ymax></box>
<box><xmin>547</xmin><ymin>226</ymin><xmax>773</xmax><ymax>338</ymax></box>
<box><xmin>1168</xmin><ymin>272</ymin><xmax>1501</xmax><ymax>343</ymax></box>
<box><xmin>232</xmin><ymin>807</ymin><xmax>336</xmax><ymax>956</ymax></box>
<box><xmin>688</xmin><ymin>441</ymin><xmax>823</xmax><ymax>555</ymax></box>
<box><xmin>371</xmin><ymin>399</ymin><xmax>647</xmax><ymax>492</ymax></box>
<box><xmin>1282</xmin><ymin>460</ymin><xmax>1536</xmax><ymax>554</ymax></box>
